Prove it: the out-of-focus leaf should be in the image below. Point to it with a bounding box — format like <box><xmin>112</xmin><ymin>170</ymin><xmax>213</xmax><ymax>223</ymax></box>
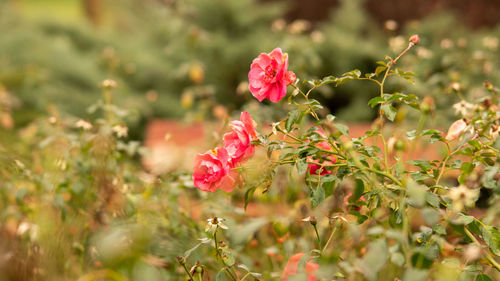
<box><xmin>310</xmin><ymin>186</ymin><xmax>325</xmax><ymax>208</ymax></box>
<box><xmin>476</xmin><ymin>274</ymin><xmax>493</xmax><ymax>281</ymax></box>
<box><xmin>359</xmin><ymin>239</ymin><xmax>388</xmax><ymax>281</ymax></box>
<box><xmin>381</xmin><ymin>103</ymin><xmax>397</xmax><ymax>121</ymax></box>
<box><xmin>480</xmin><ymin>225</ymin><xmax>500</xmax><ymax>256</ymax></box>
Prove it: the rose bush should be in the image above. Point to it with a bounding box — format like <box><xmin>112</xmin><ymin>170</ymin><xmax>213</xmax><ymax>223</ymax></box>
<box><xmin>186</xmin><ymin>39</ymin><xmax>500</xmax><ymax>281</ymax></box>
<box><xmin>0</xmin><ymin>32</ymin><xmax>499</xmax><ymax>281</ymax></box>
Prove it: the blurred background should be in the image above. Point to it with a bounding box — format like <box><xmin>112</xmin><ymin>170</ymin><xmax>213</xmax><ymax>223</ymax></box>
<box><xmin>1</xmin><ymin>0</ymin><xmax>499</xmax><ymax>139</ymax></box>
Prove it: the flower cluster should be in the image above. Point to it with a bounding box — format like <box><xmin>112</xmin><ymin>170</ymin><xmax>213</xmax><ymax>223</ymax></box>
<box><xmin>192</xmin><ymin>111</ymin><xmax>258</xmax><ymax>192</ymax></box>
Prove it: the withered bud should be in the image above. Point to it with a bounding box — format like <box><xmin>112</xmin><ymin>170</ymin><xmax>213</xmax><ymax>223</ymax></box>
<box><xmin>176</xmin><ymin>256</ymin><xmax>186</xmax><ymax>265</ymax></box>
<box><xmin>484</xmin><ymin>81</ymin><xmax>493</xmax><ymax>90</ymax></box>
<box><xmin>309</xmin><ymin>216</ymin><xmax>318</xmax><ymax>226</ymax></box>
<box><xmin>190</xmin><ymin>261</ymin><xmax>204</xmax><ymax>276</ymax></box>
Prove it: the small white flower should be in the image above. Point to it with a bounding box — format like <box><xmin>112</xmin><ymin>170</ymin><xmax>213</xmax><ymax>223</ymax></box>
<box><xmin>112</xmin><ymin>125</ymin><xmax>128</xmax><ymax>138</ymax></box>
<box><xmin>452</xmin><ymin>101</ymin><xmax>475</xmax><ymax>117</ymax></box>
<box><xmin>448</xmin><ymin>185</ymin><xmax>479</xmax><ymax>212</ymax></box>
<box><xmin>75</xmin><ymin>119</ymin><xmax>93</xmax><ymax>130</ymax></box>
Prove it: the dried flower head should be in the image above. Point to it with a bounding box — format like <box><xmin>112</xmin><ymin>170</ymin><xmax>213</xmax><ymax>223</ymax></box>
<box><xmin>206</xmin><ymin>217</ymin><xmax>228</xmax><ymax>232</ymax></box>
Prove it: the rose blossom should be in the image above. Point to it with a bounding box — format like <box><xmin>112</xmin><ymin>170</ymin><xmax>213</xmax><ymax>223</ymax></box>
<box><xmin>282</xmin><ymin>253</ymin><xmax>319</xmax><ymax>281</ymax></box>
<box><xmin>192</xmin><ymin>147</ymin><xmax>238</xmax><ymax>192</ymax></box>
<box><xmin>248</xmin><ymin>48</ymin><xmax>296</xmax><ymax>103</ymax></box>
<box><xmin>307</xmin><ymin>141</ymin><xmax>337</xmax><ymax>175</ymax></box>
<box><xmin>223</xmin><ymin>111</ymin><xmax>258</xmax><ymax>165</ymax></box>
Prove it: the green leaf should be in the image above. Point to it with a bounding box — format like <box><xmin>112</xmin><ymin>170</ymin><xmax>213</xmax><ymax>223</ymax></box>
<box><xmin>375</xmin><ymin>66</ymin><xmax>387</xmax><ymax>76</ymax></box>
<box><xmin>219</xmin><ymin>247</ymin><xmax>235</xmax><ymax>266</ymax></box>
<box><xmin>453</xmin><ymin>214</ymin><xmax>474</xmax><ymax>225</ymax></box>
<box><xmin>244</xmin><ymin>186</ymin><xmax>257</xmax><ymax>210</ymax></box>
<box><xmin>402</xmin><ymin>268</ymin><xmax>428</xmax><ymax>281</ymax></box>
<box><xmin>381</xmin><ymin>103</ymin><xmax>397</xmax><ymax>121</ymax></box>
<box><xmin>407</xmin><ymin>160</ymin><xmax>432</xmax><ymax>171</ymax></box>
<box><xmin>321</xmin><ymin>174</ymin><xmax>337</xmax><ymax>197</ymax></box>
<box><xmin>296</xmin><ymin>158</ymin><xmax>308</xmax><ymax>175</ymax></box>
<box><xmin>476</xmin><ymin>274</ymin><xmax>493</xmax><ymax>281</ymax></box>
<box><xmin>359</xmin><ymin>239</ymin><xmax>388</xmax><ymax>281</ymax></box>
<box><xmin>368</xmin><ymin>97</ymin><xmax>385</xmax><ymax>108</ymax></box>
<box><xmin>352</xmin><ymin>179</ymin><xmax>365</xmax><ymax>201</ymax></box>
<box><xmin>406</xmin><ymin>180</ymin><xmax>427</xmax><ymax>208</ymax></box>
<box><xmin>390</xmin><ymin>252</ymin><xmax>405</xmax><ymax>267</ymax></box>
<box><xmin>480</xmin><ymin>225</ymin><xmax>500</xmax><ymax>256</ymax></box>
<box><xmin>334</xmin><ymin>123</ymin><xmax>349</xmax><ymax>136</ymax></box>
<box><xmin>237</xmin><ymin>264</ymin><xmax>262</xmax><ymax>278</ymax></box>
<box><xmin>326</xmin><ymin>114</ymin><xmax>336</xmax><ymax>122</ymax></box>
<box><xmin>285</xmin><ymin>110</ymin><xmax>301</xmax><ymax>132</ymax></box>
<box><xmin>310</xmin><ymin>186</ymin><xmax>325</xmax><ymax>208</ymax></box>
<box><xmin>425</xmin><ymin>192</ymin><xmax>441</xmax><ymax>208</ymax></box>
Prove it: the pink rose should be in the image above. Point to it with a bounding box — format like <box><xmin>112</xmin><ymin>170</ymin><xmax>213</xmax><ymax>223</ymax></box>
<box><xmin>248</xmin><ymin>48</ymin><xmax>296</xmax><ymax>103</ymax></box>
<box><xmin>307</xmin><ymin>141</ymin><xmax>337</xmax><ymax>175</ymax></box>
<box><xmin>192</xmin><ymin>147</ymin><xmax>238</xmax><ymax>192</ymax></box>
<box><xmin>282</xmin><ymin>253</ymin><xmax>318</xmax><ymax>281</ymax></box>
<box><xmin>223</xmin><ymin>111</ymin><xmax>258</xmax><ymax>165</ymax></box>
<box><xmin>445</xmin><ymin>119</ymin><xmax>467</xmax><ymax>141</ymax></box>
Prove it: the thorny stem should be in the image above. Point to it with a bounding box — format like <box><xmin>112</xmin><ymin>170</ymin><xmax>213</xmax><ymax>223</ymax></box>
<box><xmin>364</xmin><ymin>167</ymin><xmax>403</xmax><ymax>186</ymax></box>
<box><xmin>276</xmin><ymin>126</ymin><xmax>346</xmax><ymax>159</ymax></box>
<box><xmin>378</xmin><ymin>42</ymin><xmax>416</xmax><ymax>172</ymax></box>
<box><xmin>321</xmin><ymin>221</ymin><xmax>341</xmax><ymax>254</ymax></box>
<box><xmin>435</xmin><ymin>139</ymin><xmax>469</xmax><ymax>187</ymax></box>
<box><xmin>464</xmin><ymin>227</ymin><xmax>500</xmax><ymax>271</ymax></box>
<box><xmin>181</xmin><ymin>263</ymin><xmax>194</xmax><ymax>281</ymax></box>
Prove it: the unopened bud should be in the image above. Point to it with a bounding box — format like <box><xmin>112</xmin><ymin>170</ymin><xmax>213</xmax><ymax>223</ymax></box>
<box><xmin>409</xmin><ymin>34</ymin><xmax>420</xmax><ymax>45</ymax></box>
<box><xmin>420</xmin><ymin>96</ymin><xmax>435</xmax><ymax>114</ymax></box>
<box><xmin>395</xmin><ymin>140</ymin><xmax>406</xmax><ymax>151</ymax></box>
<box><xmin>343</xmin><ymin>141</ymin><xmax>354</xmax><ymax>151</ymax></box>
